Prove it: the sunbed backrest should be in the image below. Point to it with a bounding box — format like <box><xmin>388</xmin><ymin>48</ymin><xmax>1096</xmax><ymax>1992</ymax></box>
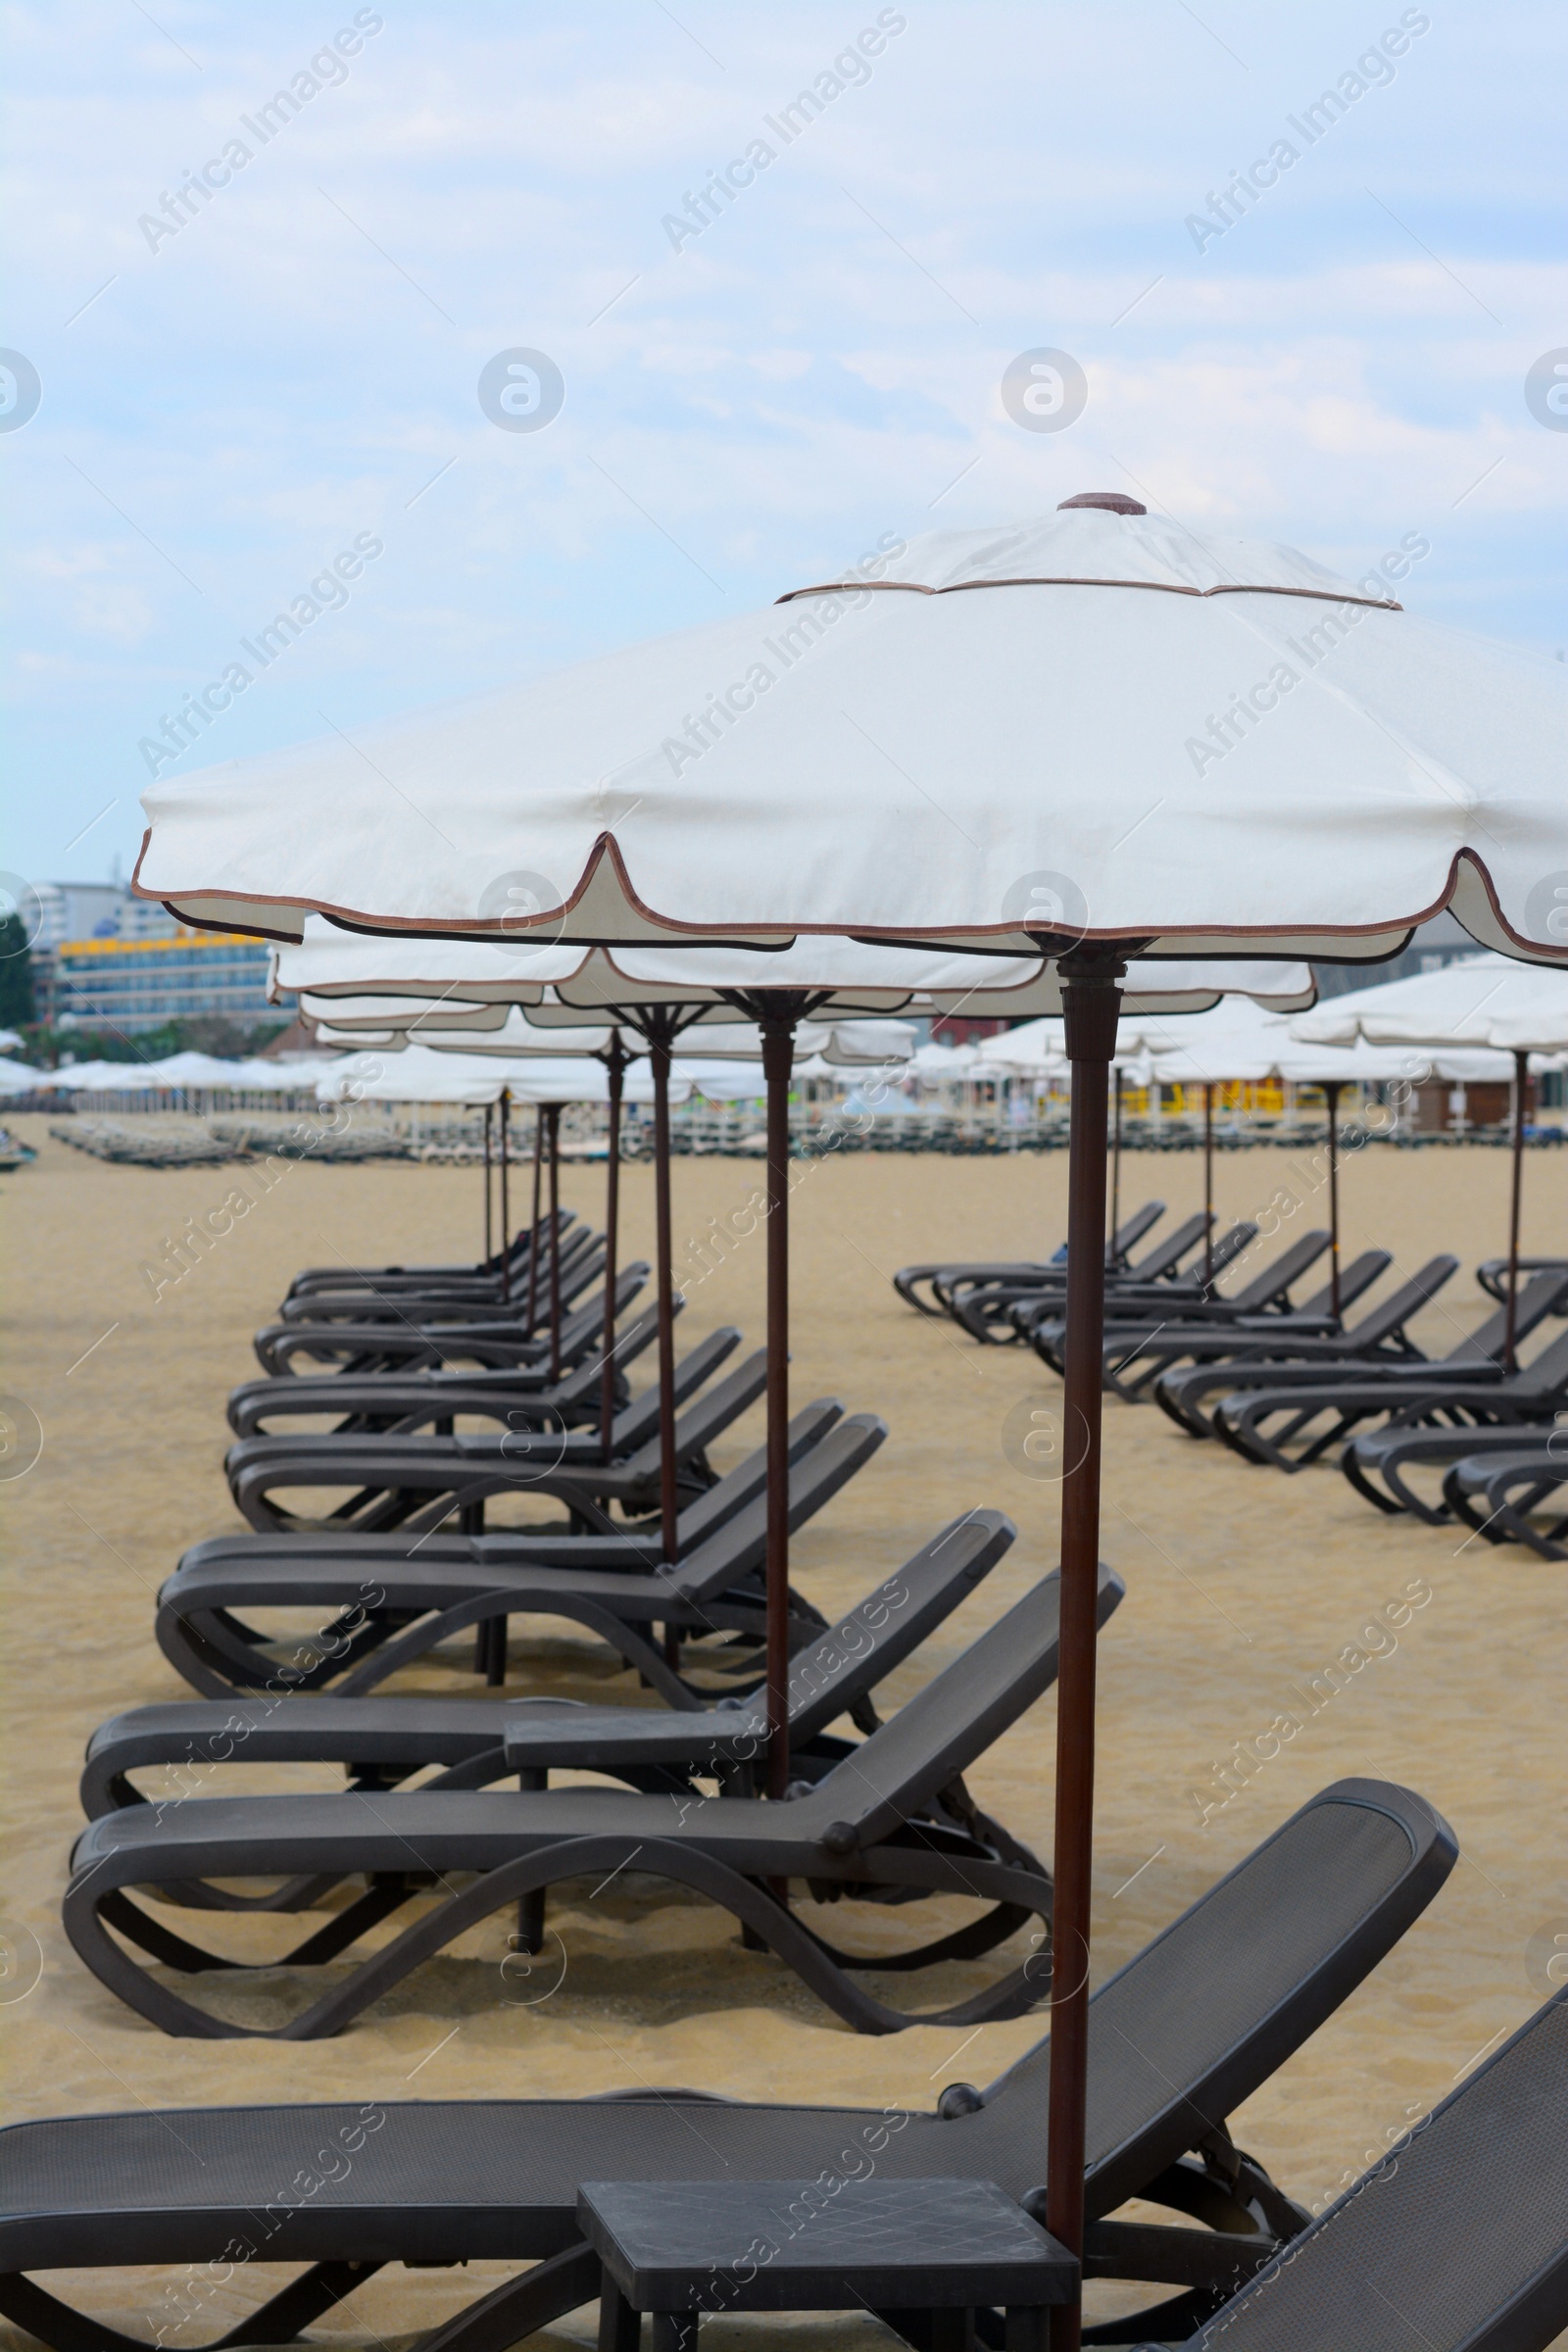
<box><xmin>1513</xmin><ymin>1325</ymin><xmax>1568</xmax><ymax>1396</ymax></box>
<box><xmin>1220</xmin><ymin>1230</ymin><xmax>1330</xmax><ymax>1313</ymax></box>
<box><xmin>671</xmin><ymin>1411</ymin><xmax>886</xmax><ymax>1599</ymax></box>
<box><xmin>1295</xmin><ymin>1249</ymin><xmax>1391</xmax><ymax>1321</ymax></box>
<box><xmin>1343</xmin><ymin>1255</ymin><xmax>1458</xmax><ymax>1347</ymax></box>
<box><xmin>611</xmin><ymin>1330</ymin><xmax>742</xmax><ymax>1456</ymax></box>
<box><xmin>1125</xmin><ymin>1212</ymin><xmax>1210</xmax><ymax>1281</ymax></box>
<box><xmin>621</xmin><ymin>1348</ymin><xmax>763</xmax><ymax>1473</ymax></box>
<box><xmin>670</xmin><ymin>1398</ymin><xmax>844</xmax><ymax>1549</ymax></box>
<box><xmin>1447</xmin><ymin>1269</ymin><xmax>1568</xmax><ymax>1364</ymax></box>
<box><xmin>968</xmin><ymin>1779</ymin><xmax>1456</xmax><ymax>2220</ymax></box>
<box><xmin>798</xmin><ymin>1565</ymin><xmax>1122</xmax><ymax>1839</ymax></box>
<box><xmin>785</xmin><ymin>1509</ymin><xmax>1015</xmax><ymax>1740</ymax></box>
<box><xmin>1188</xmin><ymin>1984</ymin><xmax>1568</xmax><ymax>2350</ymax></box>
<box><xmin>1109</xmin><ymin>1201</ymin><xmax>1165</xmax><ymax>1262</ymax></box>
<box><xmin>1203</xmin><ymin>1223</ymin><xmax>1261</xmax><ymax>1283</ymax></box>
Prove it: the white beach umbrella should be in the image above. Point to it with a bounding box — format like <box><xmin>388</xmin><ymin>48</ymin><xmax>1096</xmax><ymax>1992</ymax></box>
<box><xmin>134</xmin><ymin>496</ymin><xmax>1568</xmax><ymax>2331</ymax></box>
<box><xmin>138</xmin><ymin>510</ymin><xmax>1566</xmax><ymax>969</ymax></box>
<box><xmin>54</xmin><ymin>1059</ymin><xmax>160</xmax><ymax>1091</ymax></box>
<box><xmin>1294</xmin><ymin>954</ymin><xmax>1568</xmax><ymax>1356</ymax></box>
<box><xmin>0</xmin><ymin>1059</ymin><xmax>68</xmax><ymax>1094</ymax></box>
<box><xmin>299</xmin><ymin>993</ymin><xmax>513</xmax><ymax>1035</ymax></box>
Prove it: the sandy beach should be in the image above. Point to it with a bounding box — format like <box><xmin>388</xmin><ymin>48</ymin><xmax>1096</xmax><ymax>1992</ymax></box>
<box><xmin>3</xmin><ymin>1114</ymin><xmax>1565</xmax><ymax>2345</ymax></box>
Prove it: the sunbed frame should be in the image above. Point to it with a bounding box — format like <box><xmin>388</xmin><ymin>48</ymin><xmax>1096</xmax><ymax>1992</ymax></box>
<box><xmin>68</xmin><ymin>1566</ymin><xmax>1126</xmax><ymax>2037</ymax></box>
<box><xmin>0</xmin><ymin>1779</ymin><xmax>1453</xmax><ymax>2352</ymax></box>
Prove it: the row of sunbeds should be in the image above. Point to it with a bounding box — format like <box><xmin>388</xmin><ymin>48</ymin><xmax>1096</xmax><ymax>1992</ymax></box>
<box><xmin>11</xmin><ymin>1210</ymin><xmax>1568</xmax><ymax>2344</ymax></box>
<box><xmin>900</xmin><ymin>1202</ymin><xmax>1568</xmax><ymax>1549</ymax></box>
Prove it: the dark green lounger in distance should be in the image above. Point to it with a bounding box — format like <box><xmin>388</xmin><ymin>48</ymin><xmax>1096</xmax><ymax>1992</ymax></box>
<box><xmin>156</xmin><ymin>1404</ymin><xmax>885</xmax><ymax>1701</ymax></box>
<box><xmin>69</xmin><ymin>1564</ymin><xmax>1124</xmax><ymax>2036</ymax></box>
<box><xmin>964</xmin><ymin>1211</ymin><xmax>1227</xmax><ymax>1347</ymax></box>
<box><xmin>1</xmin><ymin>1779</ymin><xmax>1453</xmax><ymax>2352</ymax></box>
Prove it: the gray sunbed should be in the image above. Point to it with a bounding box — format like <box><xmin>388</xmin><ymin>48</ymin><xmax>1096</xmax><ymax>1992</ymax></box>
<box><xmin>1124</xmin><ymin>1981</ymin><xmax>1568</xmax><ymax>2350</ymax></box>
<box><xmin>226</xmin><ymin>1295</ymin><xmax>663</xmax><ymax>1441</ymax></box>
<box><xmin>274</xmin><ymin>1227</ymin><xmax>603</xmax><ymax>1328</ymax></box>
<box><xmin>1023</xmin><ymin>1221</ymin><xmax>1262</xmax><ymax>1362</ymax></box>
<box><xmin>286</xmin><ymin>1207</ymin><xmax>577</xmax><ymax>1298</ymax></box>
<box><xmin>964</xmin><ymin>1211</ymin><xmax>1225</xmax><ymax>1347</ymax></box>
<box><xmin>1208</xmin><ymin>1271</ymin><xmax>1568</xmax><ymax>1471</ymax></box>
<box><xmin>83</xmin><ymin>1505</ymin><xmax>1018</xmax><ymax>1832</ymax></box>
<box><xmin>1152</xmin><ymin>1255</ymin><xmax>1471</xmax><ymax>1439</ymax></box>
<box><xmin>1339</xmin><ymin>1329</ymin><xmax>1568</xmax><ymax>1520</ymax></box>
<box><xmin>1443</xmin><ymin>1440</ymin><xmax>1568</xmax><ymax>1558</ymax></box>
<box><xmin>892</xmin><ymin>1201</ymin><xmax>1165</xmax><ymax>1321</ymax></box>
<box><xmin>224</xmin><ymin>1339</ymin><xmax>766</xmax><ymax>1535</ymax></box>
<box><xmin>0</xmin><ymin>1778</ymin><xmax>1453</xmax><ymax>2352</ymax></box>
<box><xmin>1093</xmin><ymin>1247</ymin><xmax>1392</xmax><ymax>1403</ymax></box>
<box><xmin>156</xmin><ymin>1404</ymin><xmax>885</xmax><ymax>1701</ymax></box>
<box><xmin>69</xmin><ymin>1563</ymin><xmax>1126</xmax><ymax>2037</ymax></box>
<box><xmin>246</xmin><ymin>1263</ymin><xmax>650</xmax><ymax>1385</ymax></box>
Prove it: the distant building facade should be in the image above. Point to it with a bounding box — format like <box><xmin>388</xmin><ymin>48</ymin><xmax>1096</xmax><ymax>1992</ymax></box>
<box><xmin>25</xmin><ymin>880</ymin><xmax>281</xmax><ymax>1030</ymax></box>
<box><xmin>46</xmin><ymin>931</ymin><xmax>275</xmax><ymax>1032</ymax></box>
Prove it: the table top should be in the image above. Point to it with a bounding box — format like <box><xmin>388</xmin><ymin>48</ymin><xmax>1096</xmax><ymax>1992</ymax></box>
<box><xmin>578</xmin><ymin>2177</ymin><xmax>1078</xmax><ymax>2311</ymax></box>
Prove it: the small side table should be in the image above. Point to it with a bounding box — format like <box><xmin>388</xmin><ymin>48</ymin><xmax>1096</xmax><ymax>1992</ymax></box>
<box><xmin>579</xmin><ymin>2176</ymin><xmax>1078</xmax><ymax>2350</ymax></box>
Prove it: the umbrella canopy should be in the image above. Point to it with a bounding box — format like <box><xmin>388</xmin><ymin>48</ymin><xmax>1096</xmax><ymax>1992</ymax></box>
<box><xmin>316</xmin><ymin>1043</ymin><xmax>680</xmax><ymax>1107</ymax></box>
<box><xmin>140</xmin><ymin>509</ymin><xmax>1566</xmax><ymax>966</ymax></box>
<box><xmin>135</xmin><ymin>496</ymin><xmax>1568</xmax><ymax>2349</ymax></box>
<box><xmin>1293</xmin><ymin>950</ymin><xmax>1568</xmax><ymax>1365</ymax></box>
<box><xmin>299</xmin><ymin>993</ymin><xmax>513</xmax><ymax>1034</ymax></box>
<box><xmin>0</xmin><ymin>1059</ymin><xmax>68</xmax><ymax>1093</ymax></box>
<box><xmin>1291</xmin><ymin>951</ymin><xmax>1568</xmax><ymax>1051</ymax></box>
<box><xmin>50</xmin><ymin>1059</ymin><xmax>160</xmax><ymax>1090</ymax></box>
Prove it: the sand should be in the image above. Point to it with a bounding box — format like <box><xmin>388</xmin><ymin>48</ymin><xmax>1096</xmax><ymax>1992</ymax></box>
<box><xmin>2</xmin><ymin>1113</ymin><xmax>1565</xmax><ymax>2346</ymax></box>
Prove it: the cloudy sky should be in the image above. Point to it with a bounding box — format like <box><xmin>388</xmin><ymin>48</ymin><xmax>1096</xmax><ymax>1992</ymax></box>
<box><xmin>5</xmin><ymin>0</ymin><xmax>1564</xmax><ymax>889</ymax></box>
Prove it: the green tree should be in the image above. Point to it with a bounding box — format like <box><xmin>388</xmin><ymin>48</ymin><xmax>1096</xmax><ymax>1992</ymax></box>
<box><xmin>0</xmin><ymin>918</ymin><xmax>35</xmax><ymax>1027</ymax></box>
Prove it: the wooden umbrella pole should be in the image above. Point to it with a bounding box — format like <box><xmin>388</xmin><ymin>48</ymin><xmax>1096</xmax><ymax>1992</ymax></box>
<box><xmin>482</xmin><ymin>1102</ymin><xmax>493</xmax><ymax>1265</ymax></box>
<box><xmin>1505</xmin><ymin>1049</ymin><xmax>1528</xmax><ymax>1373</ymax></box>
<box><xmin>1046</xmin><ymin>951</ymin><xmax>1124</xmax><ymax>2352</ymax></box>
<box><xmin>498</xmin><ymin>1092</ymin><xmax>511</xmax><ymax>1303</ymax></box>
<box><xmin>600</xmin><ymin>1036</ymin><xmax>625</xmax><ymax>1462</ymax></box>
<box><xmin>1109</xmin><ymin>1066</ymin><xmax>1122</xmax><ymax>1254</ymax></box>
<box><xmin>650</xmin><ymin>1025</ymin><xmax>679</xmax><ymax>1566</ymax></box>
<box><xmin>525</xmin><ymin>1106</ymin><xmax>544</xmax><ymax>1335</ymax></box>
<box><xmin>548</xmin><ymin>1103</ymin><xmax>563</xmax><ymax>1384</ymax></box>
<box><xmin>1212</xmin><ymin>1082</ymin><xmax>1222</xmax><ymax>1289</ymax></box>
<box><xmin>1325</xmin><ymin>1080</ymin><xmax>1344</xmax><ymax>1323</ymax></box>
<box><xmin>761</xmin><ymin>1019</ymin><xmax>795</xmax><ymax>1804</ymax></box>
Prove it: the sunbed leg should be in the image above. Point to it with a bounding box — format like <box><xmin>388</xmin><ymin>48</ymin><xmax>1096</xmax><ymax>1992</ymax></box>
<box><xmin>515</xmin><ymin>1769</ymin><xmax>546</xmax><ymax>1953</ymax></box>
<box><xmin>485</xmin><ymin>1618</ymin><xmax>509</xmax><ymax>1687</ymax></box>
<box><xmin>596</xmin><ymin>2276</ymin><xmax>641</xmax><ymax>2351</ymax></box>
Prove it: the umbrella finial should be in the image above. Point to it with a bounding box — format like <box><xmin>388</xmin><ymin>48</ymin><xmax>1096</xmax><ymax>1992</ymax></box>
<box><xmin>1056</xmin><ymin>490</ymin><xmax>1147</xmax><ymax>514</ymax></box>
